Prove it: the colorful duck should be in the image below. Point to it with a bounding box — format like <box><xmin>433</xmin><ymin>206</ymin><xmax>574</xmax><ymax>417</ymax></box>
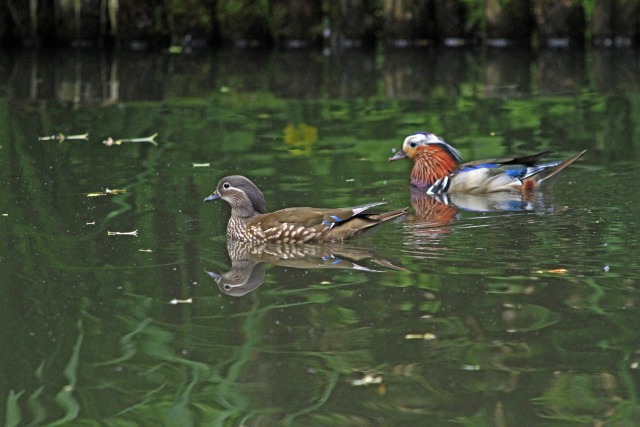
<box><xmin>389</xmin><ymin>132</ymin><xmax>586</xmax><ymax>194</ymax></box>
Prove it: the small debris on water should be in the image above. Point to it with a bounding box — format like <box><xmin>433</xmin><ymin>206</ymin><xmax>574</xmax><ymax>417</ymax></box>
<box><xmin>107</xmin><ymin>230</ymin><xmax>138</xmax><ymax>237</ymax></box>
<box><xmin>38</xmin><ymin>133</ymin><xmax>89</xmax><ymax>143</ymax></box>
<box><xmin>170</xmin><ymin>298</ymin><xmax>193</xmax><ymax>305</ymax></box>
<box><xmin>603</xmin><ymin>265</ymin><xmax>610</xmax><ymax>272</ymax></box>
<box><xmin>535</xmin><ymin>268</ymin><xmax>567</xmax><ymax>274</ymax></box>
<box><xmin>350</xmin><ymin>372</ymin><xmax>383</xmax><ymax>386</ymax></box>
<box><xmin>461</xmin><ymin>364</ymin><xmax>480</xmax><ymax>371</ymax></box>
<box><xmin>405</xmin><ymin>333</ymin><xmax>436</xmax><ymax>340</ymax></box>
<box><xmin>86</xmin><ymin>188</ymin><xmax>127</xmax><ymax>197</ymax></box>
<box><xmin>192</xmin><ymin>163</ymin><xmax>210</xmax><ymax>168</ymax></box>
<box><xmin>103</xmin><ymin>133</ymin><xmax>158</xmax><ymax>147</ymax></box>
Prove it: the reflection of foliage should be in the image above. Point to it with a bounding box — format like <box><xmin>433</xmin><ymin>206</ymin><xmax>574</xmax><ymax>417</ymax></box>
<box><xmin>534</xmin><ymin>372</ymin><xmax>637</xmax><ymax>424</ymax></box>
<box><xmin>283</xmin><ymin>122</ymin><xmax>319</xmax><ymax>156</ymax></box>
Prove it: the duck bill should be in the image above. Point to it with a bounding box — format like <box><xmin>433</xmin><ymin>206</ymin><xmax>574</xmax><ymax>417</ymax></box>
<box><xmin>204</xmin><ymin>191</ymin><xmax>220</xmax><ymax>202</ymax></box>
<box><xmin>388</xmin><ymin>150</ymin><xmax>408</xmax><ymax>162</ymax></box>
<box><xmin>204</xmin><ymin>269</ymin><xmax>221</xmax><ymax>281</ymax></box>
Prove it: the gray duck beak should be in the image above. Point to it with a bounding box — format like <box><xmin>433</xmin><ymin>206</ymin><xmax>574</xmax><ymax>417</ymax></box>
<box><xmin>388</xmin><ymin>150</ymin><xmax>408</xmax><ymax>162</ymax></box>
<box><xmin>204</xmin><ymin>191</ymin><xmax>220</xmax><ymax>202</ymax></box>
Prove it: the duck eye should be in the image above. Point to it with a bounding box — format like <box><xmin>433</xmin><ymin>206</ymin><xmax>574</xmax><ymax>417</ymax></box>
<box><xmin>409</xmin><ymin>142</ymin><xmax>417</xmax><ymax>148</ymax></box>
<box><xmin>223</xmin><ymin>182</ymin><xmax>231</xmax><ymax>189</ymax></box>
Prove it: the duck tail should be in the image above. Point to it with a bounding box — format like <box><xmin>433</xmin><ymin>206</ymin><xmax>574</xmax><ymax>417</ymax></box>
<box><xmin>521</xmin><ymin>150</ymin><xmax>587</xmax><ymax>190</ymax></box>
<box><xmin>367</xmin><ymin>207</ymin><xmax>409</xmax><ymax>223</ymax></box>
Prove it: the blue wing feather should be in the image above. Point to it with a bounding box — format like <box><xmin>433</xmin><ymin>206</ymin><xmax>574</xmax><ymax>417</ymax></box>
<box><xmin>459</xmin><ymin>161</ymin><xmax>563</xmax><ymax>180</ymax></box>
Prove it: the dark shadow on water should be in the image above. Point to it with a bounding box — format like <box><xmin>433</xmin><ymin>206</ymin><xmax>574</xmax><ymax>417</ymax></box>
<box><xmin>3</xmin><ymin>45</ymin><xmax>640</xmax><ymax>104</ymax></box>
<box><xmin>535</xmin><ymin>48</ymin><xmax>588</xmax><ymax>95</ymax></box>
<box><xmin>483</xmin><ymin>46</ymin><xmax>533</xmax><ymax>98</ymax></box>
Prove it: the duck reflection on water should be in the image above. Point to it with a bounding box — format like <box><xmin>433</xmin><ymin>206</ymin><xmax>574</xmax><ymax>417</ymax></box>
<box><xmin>206</xmin><ymin>240</ymin><xmax>405</xmax><ymax>297</ymax></box>
<box><xmin>404</xmin><ymin>184</ymin><xmax>570</xmax><ymax>248</ymax></box>
<box><xmin>412</xmin><ymin>186</ymin><xmax>560</xmax><ymax>216</ymax></box>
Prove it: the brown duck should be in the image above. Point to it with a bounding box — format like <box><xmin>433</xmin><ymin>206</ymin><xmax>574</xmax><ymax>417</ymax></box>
<box><xmin>204</xmin><ymin>175</ymin><xmax>407</xmax><ymax>243</ymax></box>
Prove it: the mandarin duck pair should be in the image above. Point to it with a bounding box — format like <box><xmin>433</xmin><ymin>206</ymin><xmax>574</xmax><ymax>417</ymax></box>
<box><xmin>205</xmin><ymin>132</ymin><xmax>586</xmax><ymax>243</ymax></box>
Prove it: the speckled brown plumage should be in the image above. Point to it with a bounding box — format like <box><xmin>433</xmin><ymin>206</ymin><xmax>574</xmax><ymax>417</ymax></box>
<box><xmin>204</xmin><ymin>175</ymin><xmax>407</xmax><ymax>243</ymax></box>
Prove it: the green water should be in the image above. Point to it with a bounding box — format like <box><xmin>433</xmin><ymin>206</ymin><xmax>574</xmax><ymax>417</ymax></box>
<box><xmin>1</xmin><ymin>47</ymin><xmax>639</xmax><ymax>426</ymax></box>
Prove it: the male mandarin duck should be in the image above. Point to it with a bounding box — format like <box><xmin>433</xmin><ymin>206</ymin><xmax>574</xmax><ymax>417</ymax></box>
<box><xmin>204</xmin><ymin>175</ymin><xmax>407</xmax><ymax>243</ymax></box>
<box><xmin>389</xmin><ymin>132</ymin><xmax>586</xmax><ymax>194</ymax></box>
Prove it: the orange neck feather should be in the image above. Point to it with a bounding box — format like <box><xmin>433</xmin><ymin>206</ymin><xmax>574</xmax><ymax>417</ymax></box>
<box><xmin>410</xmin><ymin>145</ymin><xmax>459</xmax><ymax>189</ymax></box>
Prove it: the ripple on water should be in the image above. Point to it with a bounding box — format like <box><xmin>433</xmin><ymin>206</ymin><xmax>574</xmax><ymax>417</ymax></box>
<box><xmin>401</xmin><ymin>191</ymin><xmax>638</xmax><ymax>284</ymax></box>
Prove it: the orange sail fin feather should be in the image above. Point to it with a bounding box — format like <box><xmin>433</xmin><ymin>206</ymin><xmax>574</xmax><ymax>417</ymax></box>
<box><xmin>410</xmin><ymin>144</ymin><xmax>460</xmax><ymax>189</ymax></box>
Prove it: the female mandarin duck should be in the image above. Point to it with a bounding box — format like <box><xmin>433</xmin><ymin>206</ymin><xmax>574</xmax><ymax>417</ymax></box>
<box><xmin>389</xmin><ymin>132</ymin><xmax>586</xmax><ymax>194</ymax></box>
<box><xmin>204</xmin><ymin>175</ymin><xmax>407</xmax><ymax>243</ymax></box>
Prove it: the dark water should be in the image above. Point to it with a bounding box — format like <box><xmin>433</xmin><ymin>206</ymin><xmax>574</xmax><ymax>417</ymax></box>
<box><xmin>1</xmin><ymin>47</ymin><xmax>639</xmax><ymax>426</ymax></box>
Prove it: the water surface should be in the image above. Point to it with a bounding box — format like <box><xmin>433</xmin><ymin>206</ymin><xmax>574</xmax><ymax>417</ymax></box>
<box><xmin>1</xmin><ymin>47</ymin><xmax>639</xmax><ymax>426</ymax></box>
